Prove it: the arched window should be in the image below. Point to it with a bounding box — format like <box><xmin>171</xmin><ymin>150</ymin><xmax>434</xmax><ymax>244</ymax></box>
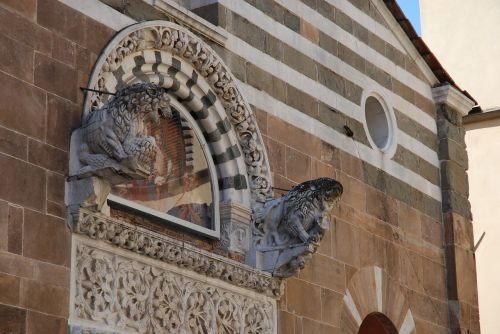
<box><xmin>108</xmin><ymin>98</ymin><xmax>219</xmax><ymax>237</ymax></box>
<box><xmin>358</xmin><ymin>312</ymin><xmax>398</xmax><ymax>334</ymax></box>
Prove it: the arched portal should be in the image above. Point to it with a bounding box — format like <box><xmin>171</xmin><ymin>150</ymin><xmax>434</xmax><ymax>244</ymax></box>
<box><xmin>358</xmin><ymin>312</ymin><xmax>398</xmax><ymax>334</ymax></box>
<box><xmin>82</xmin><ymin>20</ymin><xmax>272</xmax><ymax>208</ymax></box>
<box><xmin>341</xmin><ymin>266</ymin><xmax>417</xmax><ymax>334</ymax></box>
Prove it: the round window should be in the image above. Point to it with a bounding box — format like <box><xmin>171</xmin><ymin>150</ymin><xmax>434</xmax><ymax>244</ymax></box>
<box><xmin>364</xmin><ymin>95</ymin><xmax>391</xmax><ymax>150</ymax></box>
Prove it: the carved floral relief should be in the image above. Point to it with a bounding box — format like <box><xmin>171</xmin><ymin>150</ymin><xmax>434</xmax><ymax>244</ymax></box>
<box><xmin>73</xmin><ymin>243</ymin><xmax>275</xmax><ymax>334</ymax></box>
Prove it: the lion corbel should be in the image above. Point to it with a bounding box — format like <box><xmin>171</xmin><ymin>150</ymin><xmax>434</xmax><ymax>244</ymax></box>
<box><xmin>66</xmin><ymin>83</ymin><xmax>171</xmax><ymax>225</ymax></box>
<box><xmin>247</xmin><ymin>178</ymin><xmax>343</xmax><ymax>278</ymax></box>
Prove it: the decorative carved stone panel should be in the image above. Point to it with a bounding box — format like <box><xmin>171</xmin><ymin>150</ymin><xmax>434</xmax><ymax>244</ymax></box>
<box><xmin>70</xmin><ymin>234</ymin><xmax>277</xmax><ymax>334</ymax></box>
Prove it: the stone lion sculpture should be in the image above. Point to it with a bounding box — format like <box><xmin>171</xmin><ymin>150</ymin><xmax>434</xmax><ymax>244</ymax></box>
<box><xmin>250</xmin><ymin>177</ymin><xmax>343</xmax><ymax>277</ymax></box>
<box><xmin>75</xmin><ymin>83</ymin><xmax>172</xmax><ymax>182</ymax></box>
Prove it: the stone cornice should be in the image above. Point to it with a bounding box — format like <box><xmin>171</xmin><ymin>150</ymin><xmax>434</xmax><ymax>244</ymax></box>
<box><xmin>142</xmin><ymin>0</ymin><xmax>228</xmax><ymax>46</ymax></box>
<box><xmin>74</xmin><ymin>209</ymin><xmax>283</xmax><ymax>298</ymax></box>
<box><xmin>432</xmin><ymin>84</ymin><xmax>476</xmax><ymax>116</ymax></box>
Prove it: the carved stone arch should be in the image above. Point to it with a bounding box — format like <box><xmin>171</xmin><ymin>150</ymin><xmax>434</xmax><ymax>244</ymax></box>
<box><xmin>341</xmin><ymin>266</ymin><xmax>417</xmax><ymax>334</ymax></box>
<box><xmin>82</xmin><ymin>20</ymin><xmax>272</xmax><ymax>208</ymax></box>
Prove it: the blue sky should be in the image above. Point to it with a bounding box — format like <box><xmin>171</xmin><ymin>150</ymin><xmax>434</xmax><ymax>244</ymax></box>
<box><xmin>396</xmin><ymin>0</ymin><xmax>421</xmax><ymax>35</ymax></box>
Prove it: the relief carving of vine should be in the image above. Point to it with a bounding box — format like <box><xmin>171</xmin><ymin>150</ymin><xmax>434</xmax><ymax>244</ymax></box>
<box><xmin>74</xmin><ymin>243</ymin><xmax>275</xmax><ymax>334</ymax></box>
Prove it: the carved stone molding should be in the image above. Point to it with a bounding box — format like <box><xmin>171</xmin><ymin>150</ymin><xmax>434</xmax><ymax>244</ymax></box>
<box><xmin>83</xmin><ymin>21</ymin><xmax>272</xmax><ymax>205</ymax></box>
<box><xmin>70</xmin><ymin>240</ymin><xmax>277</xmax><ymax>334</ymax></box>
<box><xmin>73</xmin><ymin>209</ymin><xmax>282</xmax><ymax>298</ymax></box>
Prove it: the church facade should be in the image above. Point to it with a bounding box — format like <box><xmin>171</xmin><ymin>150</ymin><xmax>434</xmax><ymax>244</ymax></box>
<box><xmin>0</xmin><ymin>0</ymin><xmax>480</xmax><ymax>333</ymax></box>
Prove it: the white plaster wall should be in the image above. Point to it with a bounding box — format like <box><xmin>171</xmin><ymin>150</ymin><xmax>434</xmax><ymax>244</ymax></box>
<box><xmin>464</xmin><ymin>118</ymin><xmax>500</xmax><ymax>334</ymax></box>
<box><xmin>421</xmin><ymin>0</ymin><xmax>500</xmax><ymax>109</ymax></box>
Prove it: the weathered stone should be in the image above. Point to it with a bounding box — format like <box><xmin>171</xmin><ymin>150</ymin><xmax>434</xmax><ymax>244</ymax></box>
<box><xmin>246</xmin><ymin>62</ymin><xmax>274</xmax><ymax>93</ymax></box>
<box><xmin>421</xmin><ymin>214</ymin><xmax>443</xmax><ymax>247</ymax></box>
<box><xmin>320</xmin><ymin>141</ymin><xmax>341</xmax><ymax>169</ymax></box>
<box><xmin>283</xmin><ymin>9</ymin><xmax>300</xmax><ymax>32</ymax></box>
<box><xmin>286</xmin><ymin>147</ymin><xmax>312</xmax><ymax>183</ymax></box>
<box><xmin>393</xmin><ymin>79</ymin><xmax>415</xmax><ymax>103</ymax></box>
<box><xmin>318</xmin><ymin>63</ymin><xmax>345</xmax><ymax>95</ymax></box>
<box><xmin>334</xmin><ymin>9</ymin><xmax>353</xmax><ymax>33</ymax></box>
<box><xmin>442</xmin><ymin>190</ymin><xmax>471</xmax><ymax>220</ymax></box>
<box><xmin>368</xmin><ymin>31</ymin><xmax>386</xmax><ymax>55</ymax></box>
<box><xmin>439</xmin><ymin>138</ymin><xmax>468</xmax><ymax>169</ymax></box>
<box><xmin>0</xmin><ymin>126</ymin><xmax>28</xmax><ymax>160</ymax></box>
<box><xmin>0</xmin><ymin>271</ymin><xmax>20</xmax><ymax>305</ymax></box>
<box><xmin>0</xmin><ymin>72</ymin><xmax>46</xmax><ymax>139</ymax></box>
<box><xmin>46</xmin><ymin>94</ymin><xmax>80</xmax><ymax>151</ymax></box>
<box><xmin>34</xmin><ymin>53</ymin><xmax>77</xmax><ymax>101</ymax></box>
<box><xmin>27</xmin><ymin>311</ymin><xmax>67</xmax><ymax>334</ymax></box>
<box><xmin>436</xmin><ymin>117</ymin><xmax>465</xmax><ymax>144</ymax></box>
<box><xmin>283</xmin><ymin>44</ymin><xmax>317</xmax><ymax>80</ymax></box>
<box><xmin>37</xmin><ymin>0</ymin><xmax>86</xmax><ymax>45</ymax></box>
<box><xmin>358</xmin><ymin>229</ymin><xmax>386</xmax><ymax>268</ymax></box>
<box><xmin>28</xmin><ymin>139</ymin><xmax>68</xmax><ymax>175</ymax></box>
<box><xmin>407</xmin><ymin>290</ymin><xmax>449</xmax><ymax>327</ymax></box>
<box><xmin>318</xmin><ymin>0</ymin><xmax>335</xmax><ymax>21</ymax></box>
<box><xmin>0</xmin><ymin>153</ymin><xmax>46</xmax><ymax>211</ymax></box>
<box><xmin>344</xmin><ymin>79</ymin><xmax>363</xmax><ymax>105</ymax></box>
<box><xmin>51</xmin><ymin>34</ymin><xmax>76</xmax><ymax>67</ymax></box>
<box><xmin>362</xmin><ymin>161</ymin><xmax>387</xmax><ymax>192</ymax></box>
<box><xmin>443</xmin><ymin>212</ymin><xmax>473</xmax><ymax>249</ymax></box>
<box><xmin>338</xmin><ymin>43</ymin><xmax>365</xmax><ymax>73</ymax></box>
<box><xmin>300</xmin><ymin>19</ymin><xmax>319</xmax><ymax>43</ymax></box>
<box><xmin>75</xmin><ymin>45</ymin><xmax>96</xmax><ymax>73</ymax></box>
<box><xmin>395</xmin><ymin>108</ymin><xmax>438</xmax><ymax>150</ymax></box>
<box><xmin>278</xmin><ymin>311</ymin><xmax>296</xmax><ymax>334</ymax></box>
<box><xmin>319</xmin><ymin>30</ymin><xmax>338</xmax><ymax>56</ymax></box>
<box><xmin>21</xmin><ymin>278</ymin><xmax>69</xmax><ymax>317</ymax></box>
<box><xmin>0</xmin><ymin>32</ymin><xmax>33</xmax><ymax>82</ymax></box>
<box><xmin>415</xmin><ymin>91</ymin><xmax>436</xmax><ymax>116</ymax></box>
<box><xmin>23</xmin><ymin>209</ymin><xmax>70</xmax><ymax>266</ymax></box>
<box><xmin>333</xmin><ymin>218</ymin><xmax>360</xmax><ymax>267</ymax></box>
<box><xmin>312</xmin><ymin>159</ymin><xmax>336</xmax><ymax>179</ymax></box>
<box><xmin>7</xmin><ymin>204</ymin><xmax>22</xmax><ymax>255</ymax></box>
<box><xmin>0</xmin><ymin>303</ymin><xmax>26</xmax><ymax>334</ymax></box>
<box><xmin>192</xmin><ymin>3</ymin><xmax>219</xmax><ymax>25</ymax></box>
<box><xmin>254</xmin><ymin>0</ymin><xmax>284</xmax><ymax>23</ymax></box>
<box><xmin>0</xmin><ymin>6</ymin><xmax>52</xmax><ymax>54</ymax></box>
<box><xmin>35</xmin><ymin>262</ymin><xmax>70</xmax><ymax>288</ymax></box>
<box><xmin>405</xmin><ymin>57</ymin><xmax>427</xmax><ymax>81</ymax></box>
<box><xmin>366</xmin><ymin>61</ymin><xmax>392</xmax><ymax>90</ymax></box>
<box><xmin>398</xmin><ymin>202</ymin><xmax>421</xmax><ymax>238</ymax></box>
<box><xmin>84</xmin><ymin>16</ymin><xmax>114</xmax><ymax>54</ymax></box>
<box><xmin>228</xmin><ymin>12</ymin><xmax>265</xmax><ymax>51</ymax></box>
<box><xmin>385</xmin><ymin>43</ymin><xmax>405</xmax><ymax>68</ymax></box>
<box><xmin>321</xmin><ymin>287</ymin><xmax>343</xmax><ymax>325</ymax></box>
<box><xmin>302</xmin><ymin>317</ymin><xmax>337</xmax><ymax>334</ymax></box>
<box><xmin>340</xmin><ymin>150</ymin><xmax>363</xmax><ymax>180</ymax></box>
<box><xmin>352</xmin><ymin>20</ymin><xmax>369</xmax><ymax>44</ymax></box>
<box><xmin>286</xmin><ymin>278</ymin><xmax>322</xmax><ymax>319</ymax></box>
<box><xmin>286</xmin><ymin>84</ymin><xmax>318</xmax><ymax>118</ymax></box>
<box><xmin>440</xmin><ymin>160</ymin><xmax>469</xmax><ymax>196</ymax></box>
<box><xmin>422</xmin><ymin>257</ymin><xmax>447</xmax><ymax>300</ymax></box>
<box><xmin>266</xmin><ymin>138</ymin><xmax>286</xmax><ymax>175</ymax></box>
<box><xmin>0</xmin><ymin>0</ymin><xmax>36</xmax><ymax>19</ymax></box>
<box><xmin>299</xmin><ymin>254</ymin><xmax>345</xmax><ymax>293</ymax></box>
<box><xmin>265</xmin><ymin>34</ymin><xmax>283</xmax><ymax>61</ymax></box>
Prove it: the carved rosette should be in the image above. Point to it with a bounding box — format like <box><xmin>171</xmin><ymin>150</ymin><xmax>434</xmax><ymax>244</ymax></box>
<box><xmin>84</xmin><ymin>21</ymin><xmax>272</xmax><ymax>204</ymax></box>
<box><xmin>72</xmin><ymin>243</ymin><xmax>276</xmax><ymax>334</ymax></box>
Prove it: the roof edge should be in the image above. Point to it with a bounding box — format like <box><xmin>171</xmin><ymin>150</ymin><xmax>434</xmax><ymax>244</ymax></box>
<box><xmin>381</xmin><ymin>0</ymin><xmax>479</xmax><ymax>110</ymax></box>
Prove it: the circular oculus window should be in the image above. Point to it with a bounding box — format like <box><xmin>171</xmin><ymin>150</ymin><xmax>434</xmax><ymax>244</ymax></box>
<box><xmin>364</xmin><ymin>95</ymin><xmax>392</xmax><ymax>151</ymax></box>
